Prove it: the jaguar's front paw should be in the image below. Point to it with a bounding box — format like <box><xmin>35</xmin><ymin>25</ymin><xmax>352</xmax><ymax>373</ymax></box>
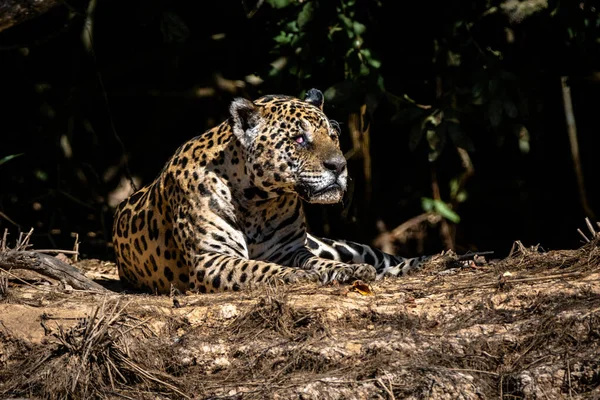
<box><xmin>324</xmin><ymin>263</ymin><xmax>376</xmax><ymax>284</ymax></box>
<box><xmin>351</xmin><ymin>263</ymin><xmax>377</xmax><ymax>282</ymax></box>
<box><xmin>283</xmin><ymin>269</ymin><xmax>320</xmax><ymax>284</ymax></box>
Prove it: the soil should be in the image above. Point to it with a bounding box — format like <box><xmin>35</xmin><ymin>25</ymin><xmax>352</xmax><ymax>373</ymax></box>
<box><xmin>0</xmin><ymin>240</ymin><xmax>599</xmax><ymax>399</ymax></box>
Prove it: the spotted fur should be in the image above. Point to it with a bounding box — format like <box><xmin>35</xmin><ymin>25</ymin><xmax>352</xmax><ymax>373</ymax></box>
<box><xmin>112</xmin><ymin>89</ymin><xmax>429</xmax><ymax>294</ymax></box>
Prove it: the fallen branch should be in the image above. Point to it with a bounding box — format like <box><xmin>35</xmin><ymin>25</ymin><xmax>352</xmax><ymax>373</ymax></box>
<box><xmin>0</xmin><ymin>250</ymin><xmax>108</xmax><ymax>292</ymax></box>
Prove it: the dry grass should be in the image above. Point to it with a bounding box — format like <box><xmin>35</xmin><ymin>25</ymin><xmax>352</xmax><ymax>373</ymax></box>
<box><xmin>1</xmin><ymin>299</ymin><xmax>189</xmax><ymax>399</ymax></box>
<box><xmin>0</xmin><ymin>228</ymin><xmax>599</xmax><ymax>398</ymax></box>
<box><xmin>229</xmin><ymin>285</ymin><xmax>328</xmax><ymax>342</ymax></box>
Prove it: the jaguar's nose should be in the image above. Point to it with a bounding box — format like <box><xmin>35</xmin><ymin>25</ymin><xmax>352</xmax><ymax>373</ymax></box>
<box><xmin>322</xmin><ymin>154</ymin><xmax>347</xmax><ymax>175</ymax></box>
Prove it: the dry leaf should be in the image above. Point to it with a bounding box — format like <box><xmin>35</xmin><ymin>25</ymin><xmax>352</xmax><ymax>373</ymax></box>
<box><xmin>350</xmin><ymin>280</ymin><xmax>374</xmax><ymax>296</ymax></box>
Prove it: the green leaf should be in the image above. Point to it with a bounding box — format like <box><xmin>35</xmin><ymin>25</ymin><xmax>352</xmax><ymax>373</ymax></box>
<box><xmin>267</xmin><ymin>0</ymin><xmax>292</xmax><ymax>8</ymax></box>
<box><xmin>274</xmin><ymin>31</ymin><xmax>292</xmax><ymax>44</ymax></box>
<box><xmin>0</xmin><ymin>153</ymin><xmax>24</xmax><ymax>166</ymax></box>
<box><xmin>339</xmin><ymin>14</ymin><xmax>352</xmax><ymax>28</ymax></box>
<box><xmin>34</xmin><ymin>169</ymin><xmax>48</xmax><ymax>182</ymax></box>
<box><xmin>433</xmin><ymin>199</ymin><xmax>461</xmax><ymax>223</ymax></box>
<box><xmin>450</xmin><ymin>178</ymin><xmax>459</xmax><ymax>198</ymax></box>
<box><xmin>285</xmin><ymin>20</ymin><xmax>299</xmax><ymax>32</ymax></box>
<box><xmin>367</xmin><ymin>56</ymin><xmax>381</xmax><ymax>69</ymax></box>
<box><xmin>328</xmin><ymin>24</ymin><xmax>343</xmax><ymax>40</ymax></box>
<box><xmin>297</xmin><ymin>2</ymin><xmax>315</xmax><ymax>29</ymax></box>
<box><xmin>359</xmin><ymin>63</ymin><xmax>370</xmax><ymax>76</ymax></box>
<box><xmin>353</xmin><ymin>21</ymin><xmax>366</xmax><ymax>35</ymax></box>
<box><xmin>421</xmin><ymin>197</ymin><xmax>435</xmax><ymax>212</ymax></box>
<box><xmin>450</xmin><ymin>178</ymin><xmax>468</xmax><ymax>203</ymax></box>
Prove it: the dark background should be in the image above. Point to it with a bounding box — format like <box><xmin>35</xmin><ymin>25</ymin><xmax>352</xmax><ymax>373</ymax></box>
<box><xmin>1</xmin><ymin>0</ymin><xmax>599</xmax><ymax>260</ymax></box>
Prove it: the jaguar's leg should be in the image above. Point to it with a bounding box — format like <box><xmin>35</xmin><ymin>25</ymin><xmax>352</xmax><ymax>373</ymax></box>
<box><xmin>306</xmin><ymin>234</ymin><xmax>430</xmax><ymax>278</ymax></box>
<box><xmin>189</xmin><ymin>251</ymin><xmax>319</xmax><ymax>293</ymax></box>
<box><xmin>284</xmin><ymin>247</ymin><xmax>377</xmax><ymax>284</ymax></box>
<box><xmin>172</xmin><ymin>201</ymin><xmax>319</xmax><ymax>293</ymax></box>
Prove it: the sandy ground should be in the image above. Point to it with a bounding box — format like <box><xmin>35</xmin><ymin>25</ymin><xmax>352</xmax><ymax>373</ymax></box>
<box><xmin>0</xmin><ymin>240</ymin><xmax>599</xmax><ymax>399</ymax></box>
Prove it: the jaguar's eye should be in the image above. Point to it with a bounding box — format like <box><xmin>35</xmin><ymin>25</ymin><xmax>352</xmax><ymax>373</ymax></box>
<box><xmin>294</xmin><ymin>134</ymin><xmax>307</xmax><ymax>145</ymax></box>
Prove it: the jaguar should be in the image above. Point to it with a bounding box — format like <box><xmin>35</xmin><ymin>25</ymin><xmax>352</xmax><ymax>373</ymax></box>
<box><xmin>112</xmin><ymin>89</ymin><xmax>429</xmax><ymax>293</ymax></box>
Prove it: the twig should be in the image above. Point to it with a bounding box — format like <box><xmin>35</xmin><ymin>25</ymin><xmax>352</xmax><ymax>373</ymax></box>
<box><xmin>242</xmin><ymin>0</ymin><xmax>265</xmax><ymax>18</ymax></box>
<box><xmin>117</xmin><ymin>355</ymin><xmax>190</xmax><ymax>399</ymax></box>
<box><xmin>585</xmin><ymin>218</ymin><xmax>596</xmax><ymax>237</ymax></box>
<box><xmin>0</xmin><ymin>273</ymin><xmax>9</xmax><ymax>297</ymax></box>
<box><xmin>33</xmin><ymin>249</ymin><xmax>80</xmax><ymax>255</ymax></box>
<box><xmin>0</xmin><ymin>266</ymin><xmax>51</xmax><ymax>292</ymax></box>
<box><xmin>430</xmin><ymin>165</ymin><xmax>455</xmax><ymax>250</ymax></box>
<box><xmin>73</xmin><ymin>233</ymin><xmax>80</xmax><ymax>262</ymax></box>
<box><xmin>1</xmin><ymin>228</ymin><xmax>7</xmax><ymax>251</ymax></box>
<box><xmin>376</xmin><ymin>377</ymin><xmax>395</xmax><ymax>400</ymax></box>
<box><xmin>566</xmin><ymin>355</ymin><xmax>573</xmax><ymax>400</ymax></box>
<box><xmin>522</xmin><ymin>355</ymin><xmax>552</xmax><ymax>371</ymax></box>
<box><xmin>391</xmin><ymin>212</ymin><xmax>440</xmax><ymax>240</ymax></box>
<box><xmin>439</xmin><ymin>367</ymin><xmax>499</xmax><ymax>377</ymax></box>
<box><xmin>108</xmin><ymin>390</ymin><xmax>137</xmax><ymax>400</ymax></box>
<box><xmin>453</xmin><ymin>147</ymin><xmax>475</xmax><ymax>208</ymax></box>
<box><xmin>374</xmin><ymin>212</ymin><xmax>442</xmax><ymax>253</ymax></box>
<box><xmin>578</xmin><ymin>229</ymin><xmax>591</xmax><ymax>243</ymax></box>
<box><xmin>22</xmin><ymin>227</ymin><xmax>34</xmax><ymax>248</ymax></box>
<box><xmin>539</xmin><ymin>385</ymin><xmax>551</xmax><ymax>400</ymax></box>
<box><xmin>578</xmin><ymin>217</ymin><xmax>600</xmax><ymax>243</ymax></box>
<box><xmin>456</xmin><ymin>251</ymin><xmax>494</xmax><ymax>261</ymax></box>
<box><xmin>0</xmin><ymin>211</ymin><xmax>18</xmax><ymax>227</ymax></box>
<box><xmin>561</xmin><ymin>76</ymin><xmax>595</xmax><ymax>220</ymax></box>
<box><xmin>580</xmin><ymin>306</ymin><xmax>600</xmax><ymax>319</ymax></box>
<box><xmin>438</xmin><ymin>271</ymin><xmax>583</xmax><ymax>292</ymax></box>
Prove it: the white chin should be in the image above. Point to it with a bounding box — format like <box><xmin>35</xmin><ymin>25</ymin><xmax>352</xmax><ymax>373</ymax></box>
<box><xmin>307</xmin><ymin>187</ymin><xmax>344</xmax><ymax>204</ymax></box>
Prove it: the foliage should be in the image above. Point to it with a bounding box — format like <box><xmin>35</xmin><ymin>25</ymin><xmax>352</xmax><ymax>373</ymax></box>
<box><xmin>0</xmin><ymin>0</ymin><xmax>599</xmax><ymax>256</ymax></box>
<box><xmin>264</xmin><ymin>0</ymin><xmax>384</xmax><ymax>106</ymax></box>
<box><xmin>0</xmin><ymin>153</ymin><xmax>24</xmax><ymax>167</ymax></box>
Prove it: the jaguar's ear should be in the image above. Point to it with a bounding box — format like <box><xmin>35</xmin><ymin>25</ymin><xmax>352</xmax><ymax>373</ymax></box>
<box><xmin>304</xmin><ymin>88</ymin><xmax>324</xmax><ymax>111</ymax></box>
<box><xmin>230</xmin><ymin>97</ymin><xmax>261</xmax><ymax>144</ymax></box>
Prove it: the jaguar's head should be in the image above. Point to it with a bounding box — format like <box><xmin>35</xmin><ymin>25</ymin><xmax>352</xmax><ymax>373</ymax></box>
<box><xmin>230</xmin><ymin>89</ymin><xmax>347</xmax><ymax>204</ymax></box>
